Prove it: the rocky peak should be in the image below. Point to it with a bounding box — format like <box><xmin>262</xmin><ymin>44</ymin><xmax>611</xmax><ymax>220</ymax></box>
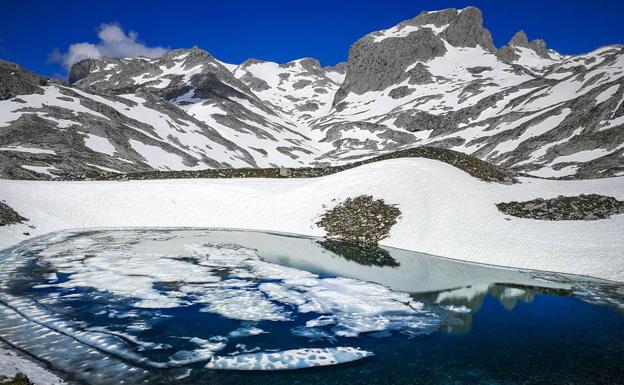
<box><xmin>159</xmin><ymin>47</ymin><xmax>227</xmax><ymax>72</ymax></box>
<box><xmin>528</xmin><ymin>38</ymin><xmax>550</xmax><ymax>58</ymax></box>
<box><xmin>385</xmin><ymin>7</ymin><xmax>495</xmax><ymax>52</ymax></box>
<box><xmin>67</xmin><ymin>45</ymin><xmax>244</xmax><ymax>98</ymax></box>
<box><xmin>333</xmin><ymin>26</ymin><xmax>446</xmax><ymax>105</ymax></box>
<box><xmin>439</xmin><ymin>7</ymin><xmax>496</xmax><ymax>52</ymax></box>
<box><xmin>498</xmin><ymin>30</ymin><xmax>554</xmax><ymax>62</ymax></box>
<box><xmin>0</xmin><ymin>60</ymin><xmax>49</xmax><ymax>100</ymax></box>
<box><xmin>161</xmin><ymin>46</ymin><xmax>209</xmax><ymax>60</ymax></box>
<box><xmin>509</xmin><ymin>30</ymin><xmax>530</xmax><ymax>47</ymax></box>
<box><xmin>333</xmin><ymin>7</ymin><xmax>500</xmax><ymax>104</ymax></box>
<box><xmin>69</xmin><ymin>58</ymin><xmax>100</xmax><ymax>84</ymax></box>
<box><xmin>411</xmin><ymin>8</ymin><xmax>462</xmax><ymax>27</ymax></box>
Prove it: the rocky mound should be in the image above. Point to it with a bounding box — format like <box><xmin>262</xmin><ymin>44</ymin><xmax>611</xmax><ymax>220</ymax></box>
<box><xmin>0</xmin><ymin>60</ymin><xmax>49</xmax><ymax>101</ymax></box>
<box><xmin>0</xmin><ymin>373</ymin><xmax>32</xmax><ymax>385</ymax></box>
<box><xmin>316</xmin><ymin>195</ymin><xmax>401</xmax><ymax>245</ymax></box>
<box><xmin>0</xmin><ymin>201</ymin><xmax>27</xmax><ymax>226</ymax></box>
<box><xmin>496</xmin><ymin>194</ymin><xmax>624</xmax><ymax>220</ymax></box>
<box><xmin>89</xmin><ymin>147</ymin><xmax>517</xmax><ymax>184</ymax></box>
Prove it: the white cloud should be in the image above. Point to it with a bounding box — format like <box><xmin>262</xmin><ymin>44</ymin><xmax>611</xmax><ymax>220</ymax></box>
<box><xmin>50</xmin><ymin>23</ymin><xmax>168</xmax><ymax>70</ymax></box>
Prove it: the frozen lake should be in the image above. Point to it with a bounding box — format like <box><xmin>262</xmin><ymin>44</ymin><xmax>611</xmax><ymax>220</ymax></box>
<box><xmin>0</xmin><ymin>229</ymin><xmax>623</xmax><ymax>384</ymax></box>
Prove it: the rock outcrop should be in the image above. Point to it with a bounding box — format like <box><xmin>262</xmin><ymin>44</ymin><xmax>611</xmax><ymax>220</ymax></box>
<box><xmin>497</xmin><ymin>194</ymin><xmax>624</xmax><ymax>220</ymax></box>
<box><xmin>0</xmin><ymin>60</ymin><xmax>48</xmax><ymax>100</ymax></box>
<box><xmin>0</xmin><ymin>201</ymin><xmax>27</xmax><ymax>226</ymax></box>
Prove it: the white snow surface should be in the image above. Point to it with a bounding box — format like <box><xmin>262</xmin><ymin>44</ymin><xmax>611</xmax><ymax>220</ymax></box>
<box><xmin>20</xmin><ymin>165</ymin><xmax>59</xmax><ymax>177</ymax></box>
<box><xmin>128</xmin><ymin>139</ymin><xmax>194</xmax><ymax>170</ymax></box>
<box><xmin>0</xmin><ymin>146</ymin><xmax>56</xmax><ymax>155</ymax></box>
<box><xmin>82</xmin><ymin>133</ymin><xmax>116</xmax><ymax>156</ymax></box>
<box><xmin>1</xmin><ymin>158</ymin><xmax>623</xmax><ymax>281</ymax></box>
<box><xmin>0</xmin><ymin>342</ymin><xmax>64</xmax><ymax>385</ymax></box>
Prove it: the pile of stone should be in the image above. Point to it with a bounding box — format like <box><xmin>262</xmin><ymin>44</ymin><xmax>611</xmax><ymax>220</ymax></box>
<box><xmin>92</xmin><ymin>146</ymin><xmax>517</xmax><ymax>184</ymax></box>
<box><xmin>0</xmin><ymin>373</ymin><xmax>32</xmax><ymax>385</ymax></box>
<box><xmin>0</xmin><ymin>201</ymin><xmax>27</xmax><ymax>226</ymax></box>
<box><xmin>316</xmin><ymin>195</ymin><xmax>401</xmax><ymax>245</ymax></box>
<box><xmin>496</xmin><ymin>194</ymin><xmax>624</xmax><ymax>220</ymax></box>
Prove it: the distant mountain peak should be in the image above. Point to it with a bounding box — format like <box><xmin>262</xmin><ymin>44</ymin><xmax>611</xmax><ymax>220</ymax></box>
<box><xmin>509</xmin><ymin>30</ymin><xmax>530</xmax><ymax>47</ymax></box>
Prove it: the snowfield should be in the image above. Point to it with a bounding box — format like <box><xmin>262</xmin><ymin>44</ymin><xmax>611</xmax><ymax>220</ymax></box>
<box><xmin>1</xmin><ymin>158</ymin><xmax>623</xmax><ymax>281</ymax></box>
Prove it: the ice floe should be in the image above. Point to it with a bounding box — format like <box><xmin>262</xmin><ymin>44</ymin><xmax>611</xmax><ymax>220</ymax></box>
<box><xmin>206</xmin><ymin>347</ymin><xmax>373</xmax><ymax>370</ymax></box>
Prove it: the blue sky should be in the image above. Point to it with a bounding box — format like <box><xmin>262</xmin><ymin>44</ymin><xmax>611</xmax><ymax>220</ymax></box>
<box><xmin>1</xmin><ymin>0</ymin><xmax>623</xmax><ymax>76</ymax></box>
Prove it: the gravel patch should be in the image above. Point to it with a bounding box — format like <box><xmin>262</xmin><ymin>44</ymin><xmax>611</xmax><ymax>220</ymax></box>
<box><xmin>0</xmin><ymin>202</ymin><xmax>27</xmax><ymax>226</ymax></box>
<box><xmin>496</xmin><ymin>194</ymin><xmax>624</xmax><ymax>220</ymax></box>
<box><xmin>316</xmin><ymin>195</ymin><xmax>401</xmax><ymax>245</ymax></box>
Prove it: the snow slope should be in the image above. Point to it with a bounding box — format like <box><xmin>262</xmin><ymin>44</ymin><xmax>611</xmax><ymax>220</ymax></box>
<box><xmin>232</xmin><ymin>58</ymin><xmax>345</xmax><ymax>124</ymax></box>
<box><xmin>0</xmin><ymin>342</ymin><xmax>64</xmax><ymax>385</ymax></box>
<box><xmin>1</xmin><ymin>158</ymin><xmax>623</xmax><ymax>281</ymax></box>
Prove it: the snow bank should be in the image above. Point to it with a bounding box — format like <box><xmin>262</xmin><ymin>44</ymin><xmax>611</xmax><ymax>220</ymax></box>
<box><xmin>0</xmin><ymin>342</ymin><xmax>65</xmax><ymax>385</ymax></box>
<box><xmin>1</xmin><ymin>158</ymin><xmax>623</xmax><ymax>281</ymax></box>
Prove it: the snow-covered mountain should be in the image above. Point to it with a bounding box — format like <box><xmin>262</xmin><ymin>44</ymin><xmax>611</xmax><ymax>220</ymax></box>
<box><xmin>1</xmin><ymin>6</ymin><xmax>623</xmax><ymax>179</ymax></box>
<box><xmin>316</xmin><ymin>8</ymin><xmax>624</xmax><ymax>177</ymax></box>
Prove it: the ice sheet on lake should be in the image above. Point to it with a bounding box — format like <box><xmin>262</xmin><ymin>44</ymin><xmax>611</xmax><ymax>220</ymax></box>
<box><xmin>205</xmin><ymin>347</ymin><xmax>373</xmax><ymax>370</ymax></box>
<box><xmin>5</xmin><ymin>229</ymin><xmax>440</xmax><ymax>338</ymax></box>
<box><xmin>0</xmin><ymin>229</ymin><xmax>443</xmax><ymax>375</ymax></box>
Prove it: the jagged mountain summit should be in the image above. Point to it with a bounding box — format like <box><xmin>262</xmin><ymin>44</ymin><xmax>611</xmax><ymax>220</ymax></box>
<box><xmin>1</xmin><ymin>6</ymin><xmax>623</xmax><ymax>179</ymax></box>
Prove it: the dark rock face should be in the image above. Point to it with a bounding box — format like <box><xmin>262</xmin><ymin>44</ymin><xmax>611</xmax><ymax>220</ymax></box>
<box><xmin>334</xmin><ymin>27</ymin><xmax>446</xmax><ymax>104</ymax></box>
<box><xmin>0</xmin><ymin>201</ymin><xmax>27</xmax><ymax>226</ymax></box>
<box><xmin>296</xmin><ymin>101</ymin><xmax>319</xmax><ymax>111</ymax></box>
<box><xmin>407</xmin><ymin>63</ymin><xmax>433</xmax><ymax>84</ymax></box>
<box><xmin>0</xmin><ymin>60</ymin><xmax>48</xmax><ymax>100</ymax></box>
<box><xmin>388</xmin><ymin>86</ymin><xmax>414</xmax><ymax>99</ymax></box>
<box><xmin>68</xmin><ymin>58</ymin><xmax>99</xmax><ymax>84</ymax></box>
<box><xmin>239</xmin><ymin>72</ymin><xmax>270</xmax><ymax>91</ymax></box>
<box><xmin>466</xmin><ymin>66</ymin><xmax>492</xmax><ymax>75</ymax></box>
<box><xmin>0</xmin><ymin>372</ymin><xmax>33</xmax><ymax>385</ymax></box>
<box><xmin>316</xmin><ymin>195</ymin><xmax>401</xmax><ymax>245</ymax></box>
<box><xmin>509</xmin><ymin>31</ymin><xmax>530</xmax><ymax>47</ymax></box>
<box><xmin>439</xmin><ymin>7</ymin><xmax>496</xmax><ymax>52</ymax></box>
<box><xmin>496</xmin><ymin>194</ymin><xmax>624</xmax><ymax>220</ymax></box>
<box><xmin>498</xmin><ymin>30</ymin><xmax>553</xmax><ymax>62</ymax></box>
<box><xmin>496</xmin><ymin>45</ymin><xmax>520</xmax><ymax>62</ymax></box>
<box><xmin>394</xmin><ymin>111</ymin><xmax>456</xmax><ymax>132</ymax></box>
<box><xmin>333</xmin><ymin>7</ymin><xmax>497</xmax><ymax>105</ymax></box>
<box><xmin>528</xmin><ymin>39</ymin><xmax>550</xmax><ymax>58</ymax></box>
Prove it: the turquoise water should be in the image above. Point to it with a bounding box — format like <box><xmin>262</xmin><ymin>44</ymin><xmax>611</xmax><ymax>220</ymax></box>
<box><xmin>0</xmin><ymin>229</ymin><xmax>622</xmax><ymax>384</ymax></box>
